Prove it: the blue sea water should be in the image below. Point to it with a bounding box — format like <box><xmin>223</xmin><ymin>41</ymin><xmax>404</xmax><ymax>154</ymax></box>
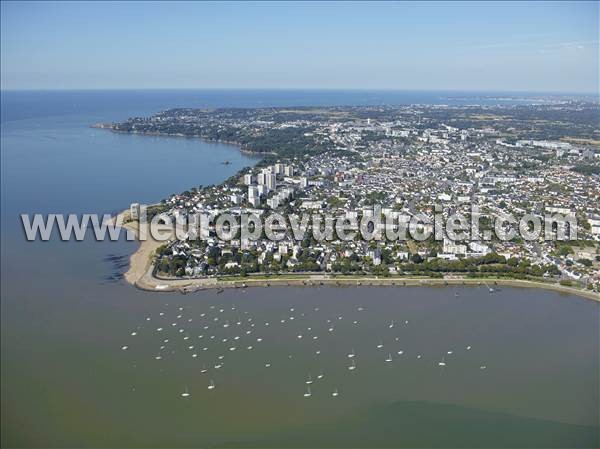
<box><xmin>1</xmin><ymin>90</ymin><xmax>598</xmax><ymax>448</ymax></box>
<box><xmin>1</xmin><ymin>88</ymin><xmax>562</xmax><ymax>123</ymax></box>
<box><xmin>1</xmin><ymin>89</ymin><xmax>550</xmax><ymax>228</ymax></box>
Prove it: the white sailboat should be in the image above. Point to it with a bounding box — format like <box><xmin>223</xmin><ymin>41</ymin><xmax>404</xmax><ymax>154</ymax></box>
<box><xmin>438</xmin><ymin>356</ymin><xmax>446</xmax><ymax>367</ymax></box>
<box><xmin>347</xmin><ymin>348</ymin><xmax>356</xmax><ymax>358</ymax></box>
<box><xmin>181</xmin><ymin>386</ymin><xmax>191</xmax><ymax>398</ymax></box>
<box><xmin>332</xmin><ymin>388</ymin><xmax>339</xmax><ymax>397</ymax></box>
<box><xmin>348</xmin><ymin>359</ymin><xmax>357</xmax><ymax>371</ymax></box>
<box><xmin>207</xmin><ymin>379</ymin><xmax>215</xmax><ymax>390</ymax></box>
<box><xmin>385</xmin><ymin>353</ymin><xmax>393</xmax><ymax>362</ymax></box>
<box><xmin>303</xmin><ymin>386</ymin><xmax>312</xmax><ymax>398</ymax></box>
<box><xmin>306</xmin><ymin>373</ymin><xmax>313</xmax><ymax>385</ymax></box>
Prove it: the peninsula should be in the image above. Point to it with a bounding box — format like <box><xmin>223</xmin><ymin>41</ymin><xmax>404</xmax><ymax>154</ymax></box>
<box><xmin>102</xmin><ymin>102</ymin><xmax>600</xmax><ymax>300</ymax></box>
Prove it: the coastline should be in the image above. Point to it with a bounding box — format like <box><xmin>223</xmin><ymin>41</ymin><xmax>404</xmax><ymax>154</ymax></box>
<box><xmin>92</xmin><ymin>124</ymin><xmax>276</xmax><ymax>156</ymax></box>
<box><xmin>112</xmin><ymin>210</ymin><xmax>173</xmax><ymax>287</ymax></box>
<box><xmin>115</xmin><ymin>210</ymin><xmax>600</xmax><ymax>303</ymax></box>
<box><xmin>99</xmin><ymin>125</ymin><xmax>599</xmax><ymax>305</ymax></box>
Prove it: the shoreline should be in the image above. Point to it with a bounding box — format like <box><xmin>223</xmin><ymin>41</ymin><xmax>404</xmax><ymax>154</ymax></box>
<box><xmin>112</xmin><ymin>210</ymin><xmax>172</xmax><ymax>286</ymax></box>
<box><xmin>92</xmin><ymin>124</ymin><xmax>276</xmax><ymax>156</ymax></box>
<box><xmin>116</xmin><ymin>211</ymin><xmax>600</xmax><ymax>303</ymax></box>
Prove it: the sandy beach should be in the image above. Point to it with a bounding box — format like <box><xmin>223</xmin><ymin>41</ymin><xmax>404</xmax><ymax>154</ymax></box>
<box><xmin>113</xmin><ymin>210</ymin><xmax>176</xmax><ymax>288</ymax></box>
<box><xmin>122</xmin><ymin>220</ymin><xmax>164</xmax><ymax>286</ymax></box>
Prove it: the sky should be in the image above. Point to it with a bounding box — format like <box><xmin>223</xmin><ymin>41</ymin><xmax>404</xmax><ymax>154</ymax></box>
<box><xmin>1</xmin><ymin>1</ymin><xmax>598</xmax><ymax>93</ymax></box>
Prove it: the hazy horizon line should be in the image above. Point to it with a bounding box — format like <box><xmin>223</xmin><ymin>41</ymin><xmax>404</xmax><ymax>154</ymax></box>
<box><xmin>1</xmin><ymin>87</ymin><xmax>598</xmax><ymax>96</ymax></box>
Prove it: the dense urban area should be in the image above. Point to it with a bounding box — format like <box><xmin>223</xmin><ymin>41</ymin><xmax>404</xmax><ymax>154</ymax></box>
<box><xmin>106</xmin><ymin>100</ymin><xmax>600</xmax><ymax>293</ymax></box>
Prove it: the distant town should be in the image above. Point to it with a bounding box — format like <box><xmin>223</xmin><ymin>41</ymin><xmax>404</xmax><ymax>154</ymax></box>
<box><xmin>104</xmin><ymin>100</ymin><xmax>600</xmax><ymax>294</ymax></box>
